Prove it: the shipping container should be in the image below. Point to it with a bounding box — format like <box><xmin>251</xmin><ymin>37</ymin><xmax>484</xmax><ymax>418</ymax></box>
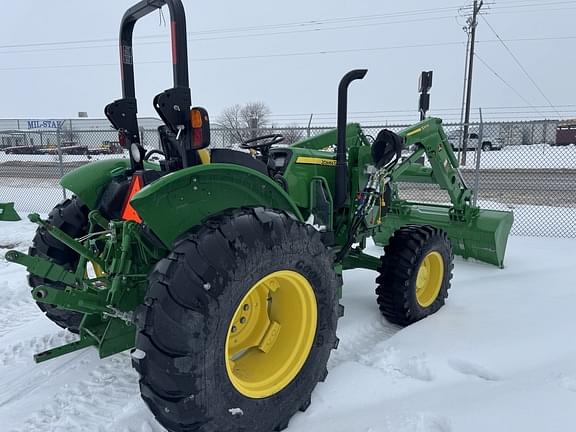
<box><xmin>555</xmin><ymin>122</ymin><xmax>576</xmax><ymax>146</ymax></box>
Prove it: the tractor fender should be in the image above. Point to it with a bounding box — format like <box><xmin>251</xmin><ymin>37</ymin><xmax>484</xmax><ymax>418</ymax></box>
<box><xmin>60</xmin><ymin>159</ymin><xmax>132</xmax><ymax>209</ymax></box>
<box><xmin>60</xmin><ymin>159</ymin><xmax>160</xmax><ymax>210</ymax></box>
<box><xmin>130</xmin><ymin>163</ymin><xmax>304</xmax><ymax>247</ymax></box>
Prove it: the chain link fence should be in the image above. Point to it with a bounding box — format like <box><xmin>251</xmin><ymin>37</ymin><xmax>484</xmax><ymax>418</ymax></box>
<box><xmin>1</xmin><ymin>119</ymin><xmax>575</xmax><ymax>237</ymax></box>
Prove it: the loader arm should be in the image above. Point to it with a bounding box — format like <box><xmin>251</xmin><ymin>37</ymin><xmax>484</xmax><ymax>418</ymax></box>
<box><xmin>374</xmin><ymin>117</ymin><xmax>514</xmax><ymax>268</ymax></box>
<box><xmin>394</xmin><ymin>117</ymin><xmax>473</xmax><ymax>218</ymax></box>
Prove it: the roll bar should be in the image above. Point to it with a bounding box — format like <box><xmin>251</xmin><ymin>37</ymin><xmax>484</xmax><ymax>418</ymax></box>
<box><xmin>105</xmin><ymin>0</ymin><xmax>192</xmax><ymax>169</ymax></box>
<box><xmin>119</xmin><ymin>0</ymin><xmax>189</xmax><ymax>98</ymax></box>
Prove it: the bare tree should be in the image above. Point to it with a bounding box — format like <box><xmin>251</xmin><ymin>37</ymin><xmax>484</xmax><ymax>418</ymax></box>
<box><xmin>218</xmin><ymin>101</ymin><xmax>271</xmax><ymax>145</ymax></box>
<box><xmin>218</xmin><ymin>104</ymin><xmax>244</xmax><ymax>143</ymax></box>
<box><xmin>240</xmin><ymin>102</ymin><xmax>271</xmax><ymax>140</ymax></box>
<box><xmin>279</xmin><ymin>124</ymin><xmax>305</xmax><ymax>145</ymax></box>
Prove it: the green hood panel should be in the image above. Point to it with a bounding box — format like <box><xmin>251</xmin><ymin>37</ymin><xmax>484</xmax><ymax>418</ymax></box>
<box><xmin>130</xmin><ymin>163</ymin><xmax>303</xmax><ymax>247</ymax></box>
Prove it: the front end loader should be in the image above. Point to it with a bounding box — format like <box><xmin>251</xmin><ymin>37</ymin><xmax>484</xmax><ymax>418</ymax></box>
<box><xmin>5</xmin><ymin>1</ymin><xmax>513</xmax><ymax>431</ymax></box>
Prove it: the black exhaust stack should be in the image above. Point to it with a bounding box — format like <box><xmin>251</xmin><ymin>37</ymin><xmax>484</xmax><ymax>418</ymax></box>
<box><xmin>335</xmin><ymin>69</ymin><xmax>367</xmax><ymax>210</ymax></box>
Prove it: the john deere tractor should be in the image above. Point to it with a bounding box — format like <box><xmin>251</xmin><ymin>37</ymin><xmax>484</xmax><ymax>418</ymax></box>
<box><xmin>5</xmin><ymin>1</ymin><xmax>513</xmax><ymax>431</ymax></box>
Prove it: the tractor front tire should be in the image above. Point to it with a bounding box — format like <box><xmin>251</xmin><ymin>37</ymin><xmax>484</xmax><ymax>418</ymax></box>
<box><xmin>133</xmin><ymin>207</ymin><xmax>340</xmax><ymax>432</ymax></box>
<box><xmin>376</xmin><ymin>225</ymin><xmax>453</xmax><ymax>326</ymax></box>
<box><xmin>28</xmin><ymin>197</ymin><xmax>89</xmax><ymax>333</ymax></box>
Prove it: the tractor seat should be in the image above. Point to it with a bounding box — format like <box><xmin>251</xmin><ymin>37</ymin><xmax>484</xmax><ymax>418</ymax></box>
<box><xmin>210</xmin><ymin>148</ymin><xmax>269</xmax><ymax>176</ymax></box>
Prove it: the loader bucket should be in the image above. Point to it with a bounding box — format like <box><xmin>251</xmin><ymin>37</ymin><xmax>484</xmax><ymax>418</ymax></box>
<box><xmin>0</xmin><ymin>202</ymin><xmax>21</xmax><ymax>221</ymax></box>
<box><xmin>374</xmin><ymin>203</ymin><xmax>514</xmax><ymax>268</ymax></box>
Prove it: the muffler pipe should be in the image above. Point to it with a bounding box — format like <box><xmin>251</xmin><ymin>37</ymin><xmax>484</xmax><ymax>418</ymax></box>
<box><xmin>335</xmin><ymin>69</ymin><xmax>367</xmax><ymax>210</ymax></box>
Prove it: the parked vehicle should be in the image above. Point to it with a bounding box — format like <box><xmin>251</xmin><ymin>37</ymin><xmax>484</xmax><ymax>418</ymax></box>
<box><xmin>87</xmin><ymin>140</ymin><xmax>124</xmax><ymax>155</ymax></box>
<box><xmin>4</xmin><ymin>145</ymin><xmax>38</xmax><ymax>154</ymax></box>
<box><xmin>447</xmin><ymin>129</ymin><xmax>503</xmax><ymax>151</ymax></box>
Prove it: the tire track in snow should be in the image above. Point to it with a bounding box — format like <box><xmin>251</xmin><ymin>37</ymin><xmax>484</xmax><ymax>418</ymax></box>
<box><xmin>329</xmin><ymin>317</ymin><xmax>435</xmax><ymax>382</ymax></box>
<box><xmin>0</xmin><ymin>349</ymin><xmax>91</xmax><ymax>408</ymax></box>
<box><xmin>329</xmin><ymin>317</ymin><xmax>400</xmax><ymax>369</ymax></box>
<box><xmin>0</xmin><ymin>299</ymin><xmax>43</xmax><ymax>339</ymax></box>
<box><xmin>13</xmin><ymin>352</ymin><xmax>144</xmax><ymax>432</ymax></box>
<box><xmin>0</xmin><ymin>330</ymin><xmax>77</xmax><ymax>368</ymax></box>
<box><xmin>106</xmin><ymin>399</ymin><xmax>165</xmax><ymax>432</ymax></box>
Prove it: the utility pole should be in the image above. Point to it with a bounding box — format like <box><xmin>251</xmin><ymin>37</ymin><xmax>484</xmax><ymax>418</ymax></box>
<box><xmin>249</xmin><ymin>115</ymin><xmax>258</xmax><ymax>140</ymax></box>
<box><xmin>461</xmin><ymin>0</ymin><xmax>483</xmax><ymax>166</ymax></box>
<box><xmin>458</xmin><ymin>29</ymin><xmax>471</xmax><ymax>164</ymax></box>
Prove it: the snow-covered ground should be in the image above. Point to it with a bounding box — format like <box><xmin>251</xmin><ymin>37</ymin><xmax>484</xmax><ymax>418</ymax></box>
<box><xmin>0</xmin><ymin>219</ymin><xmax>575</xmax><ymax>432</ymax></box>
<box><xmin>412</xmin><ymin>144</ymin><xmax>576</xmax><ymax>170</ymax></box>
<box><xmin>0</xmin><ymin>153</ymin><xmax>129</xmax><ymax>163</ymax></box>
<box><xmin>458</xmin><ymin>144</ymin><xmax>576</xmax><ymax>170</ymax></box>
<box><xmin>2</xmin><ymin>142</ymin><xmax>575</xmax><ymax>169</ymax></box>
<box><xmin>0</xmin><ymin>179</ymin><xmax>64</xmax><ymax>214</ymax></box>
<box><xmin>479</xmin><ymin>200</ymin><xmax>576</xmax><ymax>237</ymax></box>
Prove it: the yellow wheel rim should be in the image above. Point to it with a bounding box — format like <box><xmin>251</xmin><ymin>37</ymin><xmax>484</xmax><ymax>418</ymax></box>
<box><xmin>225</xmin><ymin>270</ymin><xmax>317</xmax><ymax>399</ymax></box>
<box><xmin>415</xmin><ymin>251</ymin><xmax>444</xmax><ymax>307</ymax></box>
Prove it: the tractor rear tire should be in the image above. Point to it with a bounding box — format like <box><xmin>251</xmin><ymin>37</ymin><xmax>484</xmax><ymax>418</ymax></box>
<box><xmin>133</xmin><ymin>207</ymin><xmax>341</xmax><ymax>432</ymax></box>
<box><xmin>28</xmin><ymin>197</ymin><xmax>89</xmax><ymax>333</ymax></box>
<box><xmin>376</xmin><ymin>225</ymin><xmax>453</xmax><ymax>326</ymax></box>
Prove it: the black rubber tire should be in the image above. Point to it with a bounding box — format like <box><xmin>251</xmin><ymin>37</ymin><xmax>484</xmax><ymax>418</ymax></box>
<box><xmin>375</xmin><ymin>225</ymin><xmax>453</xmax><ymax>326</ymax></box>
<box><xmin>132</xmin><ymin>207</ymin><xmax>341</xmax><ymax>432</ymax></box>
<box><xmin>28</xmin><ymin>197</ymin><xmax>89</xmax><ymax>333</ymax></box>
<box><xmin>481</xmin><ymin>142</ymin><xmax>492</xmax><ymax>151</ymax></box>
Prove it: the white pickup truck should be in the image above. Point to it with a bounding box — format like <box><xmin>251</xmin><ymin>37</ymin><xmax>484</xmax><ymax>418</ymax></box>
<box><xmin>447</xmin><ymin>130</ymin><xmax>503</xmax><ymax>151</ymax></box>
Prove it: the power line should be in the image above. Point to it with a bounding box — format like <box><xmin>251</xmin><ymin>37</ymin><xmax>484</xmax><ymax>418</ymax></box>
<box><xmin>485</xmin><ymin>0</ymin><xmax>576</xmax><ymax>10</ymax></box>
<box><xmin>481</xmin><ymin>15</ymin><xmax>561</xmax><ymax>116</ymax></box>
<box><xmin>0</xmin><ymin>41</ymin><xmax>468</xmax><ymax>71</ymax></box>
<box><xmin>0</xmin><ymin>15</ymin><xmax>461</xmax><ymax>55</ymax></box>
<box><xmin>481</xmin><ymin>5</ymin><xmax>576</xmax><ymax>17</ymax></box>
<box><xmin>268</xmin><ymin>107</ymin><xmax>576</xmax><ymax>119</ymax></box>
<box><xmin>1</xmin><ymin>35</ymin><xmax>576</xmax><ymax>70</ymax></box>
<box><xmin>474</xmin><ymin>53</ymin><xmax>547</xmax><ymax>117</ymax></box>
<box><xmin>2</xmin><ymin>32</ymin><xmax>574</xmax><ymax>57</ymax></box>
<box><xmin>0</xmin><ymin>7</ymin><xmax>464</xmax><ymax>51</ymax></box>
<box><xmin>0</xmin><ymin>2</ymin><xmax>573</xmax><ymax>52</ymax></box>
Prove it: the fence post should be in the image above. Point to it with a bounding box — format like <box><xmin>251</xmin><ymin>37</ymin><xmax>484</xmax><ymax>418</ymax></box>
<box><xmin>472</xmin><ymin>108</ymin><xmax>483</xmax><ymax>206</ymax></box>
<box><xmin>56</xmin><ymin>124</ymin><xmax>67</xmax><ymax>200</ymax></box>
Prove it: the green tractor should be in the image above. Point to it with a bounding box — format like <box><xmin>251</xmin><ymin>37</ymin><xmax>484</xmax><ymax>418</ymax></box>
<box><xmin>5</xmin><ymin>1</ymin><xmax>513</xmax><ymax>431</ymax></box>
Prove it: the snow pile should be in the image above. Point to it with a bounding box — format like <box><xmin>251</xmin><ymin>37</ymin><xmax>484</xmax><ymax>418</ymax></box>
<box><xmin>0</xmin><ymin>220</ymin><xmax>575</xmax><ymax>431</ymax></box>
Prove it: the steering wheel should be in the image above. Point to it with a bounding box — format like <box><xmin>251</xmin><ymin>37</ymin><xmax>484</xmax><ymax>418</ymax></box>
<box><xmin>144</xmin><ymin>149</ymin><xmax>165</xmax><ymax>161</ymax></box>
<box><xmin>240</xmin><ymin>134</ymin><xmax>285</xmax><ymax>151</ymax></box>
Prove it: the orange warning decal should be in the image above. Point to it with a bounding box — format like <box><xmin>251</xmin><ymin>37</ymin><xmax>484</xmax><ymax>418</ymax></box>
<box><xmin>121</xmin><ymin>175</ymin><xmax>143</xmax><ymax>223</ymax></box>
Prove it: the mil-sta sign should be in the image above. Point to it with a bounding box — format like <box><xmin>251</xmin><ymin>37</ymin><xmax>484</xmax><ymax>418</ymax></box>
<box><xmin>27</xmin><ymin>119</ymin><xmax>66</xmax><ymax>130</ymax></box>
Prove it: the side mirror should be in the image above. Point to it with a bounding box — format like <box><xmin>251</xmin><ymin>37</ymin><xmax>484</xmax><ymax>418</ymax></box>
<box><xmin>371</xmin><ymin>129</ymin><xmax>403</xmax><ymax>169</ymax></box>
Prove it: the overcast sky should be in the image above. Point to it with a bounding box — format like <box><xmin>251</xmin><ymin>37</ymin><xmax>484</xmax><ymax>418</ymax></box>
<box><xmin>0</xmin><ymin>0</ymin><xmax>574</xmax><ymax>125</ymax></box>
